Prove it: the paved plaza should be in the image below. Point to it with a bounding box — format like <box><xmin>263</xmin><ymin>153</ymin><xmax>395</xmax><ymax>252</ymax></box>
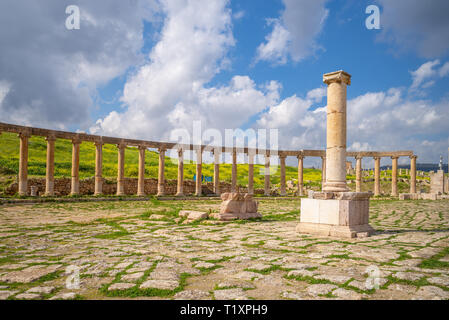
<box><xmin>0</xmin><ymin>198</ymin><xmax>448</xmax><ymax>300</ymax></box>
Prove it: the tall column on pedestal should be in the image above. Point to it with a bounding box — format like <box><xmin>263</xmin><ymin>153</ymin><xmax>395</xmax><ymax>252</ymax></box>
<box><xmin>374</xmin><ymin>156</ymin><xmax>381</xmax><ymax>196</ymax></box>
<box><xmin>355</xmin><ymin>156</ymin><xmax>362</xmax><ymax>192</ymax></box>
<box><xmin>231</xmin><ymin>149</ymin><xmax>237</xmax><ymax>192</ymax></box>
<box><xmin>176</xmin><ymin>148</ymin><xmax>184</xmax><ymax>196</ymax></box>
<box><xmin>410</xmin><ymin>155</ymin><xmax>417</xmax><ymax>193</ymax></box>
<box><xmin>157</xmin><ymin>147</ymin><xmax>166</xmax><ymax>196</ymax></box>
<box><xmin>280</xmin><ymin>154</ymin><xmax>287</xmax><ymax>196</ymax></box>
<box><xmin>391</xmin><ymin>156</ymin><xmax>398</xmax><ymax>196</ymax></box>
<box><xmin>248</xmin><ymin>151</ymin><xmax>255</xmax><ymax>195</ymax></box>
<box><xmin>45</xmin><ymin>135</ymin><xmax>56</xmax><ymax>196</ymax></box>
<box><xmin>94</xmin><ymin>141</ymin><xmax>103</xmax><ymax>196</ymax></box>
<box><xmin>213</xmin><ymin>148</ymin><xmax>220</xmax><ymax>195</ymax></box>
<box><xmin>322</xmin><ymin>70</ymin><xmax>351</xmax><ymax>192</ymax></box>
<box><xmin>137</xmin><ymin>146</ymin><xmax>146</xmax><ymax>196</ymax></box>
<box><xmin>297</xmin><ymin>155</ymin><xmax>304</xmax><ymax>196</ymax></box>
<box><xmin>18</xmin><ymin>131</ymin><xmax>30</xmax><ymax>196</ymax></box>
<box><xmin>321</xmin><ymin>156</ymin><xmax>326</xmax><ymax>191</ymax></box>
<box><xmin>195</xmin><ymin>147</ymin><xmax>202</xmax><ymax>196</ymax></box>
<box><xmin>71</xmin><ymin>138</ymin><xmax>81</xmax><ymax>196</ymax></box>
<box><xmin>116</xmin><ymin>143</ymin><xmax>126</xmax><ymax>196</ymax></box>
<box><xmin>264</xmin><ymin>152</ymin><xmax>270</xmax><ymax>196</ymax></box>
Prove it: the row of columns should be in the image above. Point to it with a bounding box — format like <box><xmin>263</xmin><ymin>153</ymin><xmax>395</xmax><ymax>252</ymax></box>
<box><xmin>10</xmin><ymin>130</ymin><xmax>416</xmax><ymax>197</ymax></box>
<box><xmin>354</xmin><ymin>155</ymin><xmax>417</xmax><ymax>196</ymax></box>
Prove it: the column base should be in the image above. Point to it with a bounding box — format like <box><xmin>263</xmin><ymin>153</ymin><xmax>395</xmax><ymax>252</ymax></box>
<box><xmin>175</xmin><ymin>193</ymin><xmax>184</xmax><ymax>197</ymax></box>
<box><xmin>297</xmin><ymin>192</ymin><xmax>374</xmax><ymax>239</ymax></box>
<box><xmin>137</xmin><ymin>193</ymin><xmax>146</xmax><ymax>197</ymax></box>
<box><xmin>323</xmin><ymin>181</ymin><xmax>349</xmax><ymax>192</ymax></box>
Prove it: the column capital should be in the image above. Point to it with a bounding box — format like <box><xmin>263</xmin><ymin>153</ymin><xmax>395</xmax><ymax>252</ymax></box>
<box><xmin>279</xmin><ymin>154</ymin><xmax>287</xmax><ymax>160</ymax></box>
<box><xmin>71</xmin><ymin>137</ymin><xmax>82</xmax><ymax>145</ymax></box>
<box><xmin>391</xmin><ymin>156</ymin><xmax>399</xmax><ymax>160</ymax></box>
<box><xmin>296</xmin><ymin>154</ymin><xmax>304</xmax><ymax>160</ymax></box>
<box><xmin>410</xmin><ymin>155</ymin><xmax>418</xmax><ymax>160</ymax></box>
<box><xmin>18</xmin><ymin>130</ymin><xmax>31</xmax><ymax>139</ymax></box>
<box><xmin>177</xmin><ymin>148</ymin><xmax>184</xmax><ymax>156</ymax></box>
<box><xmin>94</xmin><ymin>140</ymin><xmax>104</xmax><ymax>147</ymax></box>
<box><xmin>158</xmin><ymin>147</ymin><xmax>167</xmax><ymax>153</ymax></box>
<box><xmin>323</xmin><ymin>70</ymin><xmax>351</xmax><ymax>86</ymax></box>
<box><xmin>321</xmin><ymin>155</ymin><xmax>326</xmax><ymax>160</ymax></box>
<box><xmin>138</xmin><ymin>145</ymin><xmax>147</xmax><ymax>151</ymax></box>
<box><xmin>117</xmin><ymin>142</ymin><xmax>126</xmax><ymax>149</ymax></box>
<box><xmin>355</xmin><ymin>155</ymin><xmax>363</xmax><ymax>160</ymax></box>
<box><xmin>45</xmin><ymin>135</ymin><xmax>56</xmax><ymax>142</ymax></box>
<box><xmin>373</xmin><ymin>156</ymin><xmax>380</xmax><ymax>160</ymax></box>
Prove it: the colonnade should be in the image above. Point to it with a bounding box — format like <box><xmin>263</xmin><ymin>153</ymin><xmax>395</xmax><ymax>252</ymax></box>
<box><xmin>0</xmin><ymin>123</ymin><xmax>416</xmax><ymax>197</ymax></box>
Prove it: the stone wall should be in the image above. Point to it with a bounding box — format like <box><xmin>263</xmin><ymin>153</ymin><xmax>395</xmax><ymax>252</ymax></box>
<box><xmin>5</xmin><ymin>177</ymin><xmax>262</xmax><ymax>196</ymax></box>
<box><xmin>430</xmin><ymin>170</ymin><xmax>446</xmax><ymax>194</ymax></box>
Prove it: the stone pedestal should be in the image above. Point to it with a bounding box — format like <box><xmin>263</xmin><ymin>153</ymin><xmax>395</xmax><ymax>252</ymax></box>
<box><xmin>297</xmin><ymin>192</ymin><xmax>374</xmax><ymax>238</ymax></box>
<box><xmin>211</xmin><ymin>192</ymin><xmax>262</xmax><ymax>221</ymax></box>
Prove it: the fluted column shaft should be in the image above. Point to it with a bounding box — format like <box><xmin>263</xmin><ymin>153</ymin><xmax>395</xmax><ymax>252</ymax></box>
<box><xmin>264</xmin><ymin>153</ymin><xmax>270</xmax><ymax>196</ymax></box>
<box><xmin>322</xmin><ymin>71</ymin><xmax>351</xmax><ymax>192</ymax></box>
<box><xmin>213</xmin><ymin>149</ymin><xmax>220</xmax><ymax>195</ymax></box>
<box><xmin>45</xmin><ymin>136</ymin><xmax>56</xmax><ymax>196</ymax></box>
<box><xmin>71</xmin><ymin>138</ymin><xmax>81</xmax><ymax>195</ymax></box>
<box><xmin>231</xmin><ymin>149</ymin><xmax>237</xmax><ymax>192</ymax></box>
<box><xmin>248</xmin><ymin>152</ymin><xmax>255</xmax><ymax>195</ymax></box>
<box><xmin>94</xmin><ymin>141</ymin><xmax>103</xmax><ymax>196</ymax></box>
<box><xmin>297</xmin><ymin>155</ymin><xmax>304</xmax><ymax>196</ymax></box>
<box><xmin>410</xmin><ymin>155</ymin><xmax>417</xmax><ymax>193</ymax></box>
<box><xmin>355</xmin><ymin>156</ymin><xmax>362</xmax><ymax>192</ymax></box>
<box><xmin>374</xmin><ymin>156</ymin><xmax>381</xmax><ymax>196</ymax></box>
<box><xmin>195</xmin><ymin>148</ymin><xmax>202</xmax><ymax>196</ymax></box>
<box><xmin>280</xmin><ymin>155</ymin><xmax>287</xmax><ymax>196</ymax></box>
<box><xmin>176</xmin><ymin>149</ymin><xmax>184</xmax><ymax>196</ymax></box>
<box><xmin>116</xmin><ymin>143</ymin><xmax>126</xmax><ymax>196</ymax></box>
<box><xmin>157</xmin><ymin>148</ymin><xmax>166</xmax><ymax>196</ymax></box>
<box><xmin>18</xmin><ymin>132</ymin><xmax>30</xmax><ymax>196</ymax></box>
<box><xmin>391</xmin><ymin>156</ymin><xmax>398</xmax><ymax>196</ymax></box>
<box><xmin>137</xmin><ymin>146</ymin><xmax>146</xmax><ymax>196</ymax></box>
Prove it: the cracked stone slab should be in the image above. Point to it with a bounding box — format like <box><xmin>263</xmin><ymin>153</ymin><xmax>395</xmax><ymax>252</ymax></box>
<box><xmin>121</xmin><ymin>272</ymin><xmax>144</xmax><ymax>282</ymax></box>
<box><xmin>0</xmin><ymin>290</ymin><xmax>17</xmax><ymax>300</ymax></box>
<box><xmin>26</xmin><ymin>286</ymin><xmax>55</xmax><ymax>295</ymax></box>
<box><xmin>0</xmin><ymin>264</ymin><xmax>61</xmax><ymax>283</ymax></box>
<box><xmin>15</xmin><ymin>293</ymin><xmax>41</xmax><ymax>300</ymax></box>
<box><xmin>393</xmin><ymin>272</ymin><xmax>424</xmax><ymax>282</ymax></box>
<box><xmin>49</xmin><ymin>292</ymin><xmax>77</xmax><ymax>300</ymax></box>
<box><xmin>108</xmin><ymin>283</ymin><xmax>135</xmax><ymax>291</ymax></box>
<box><xmin>140</xmin><ymin>279</ymin><xmax>179</xmax><ymax>290</ymax></box>
<box><xmin>173</xmin><ymin>290</ymin><xmax>210</xmax><ymax>300</ymax></box>
<box><xmin>307</xmin><ymin>284</ymin><xmax>338</xmax><ymax>296</ymax></box>
<box><xmin>332</xmin><ymin>288</ymin><xmax>363</xmax><ymax>300</ymax></box>
<box><xmin>214</xmin><ymin>288</ymin><xmax>248</xmax><ymax>300</ymax></box>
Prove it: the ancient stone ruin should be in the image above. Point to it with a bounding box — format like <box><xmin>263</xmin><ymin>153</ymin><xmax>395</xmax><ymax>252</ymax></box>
<box><xmin>210</xmin><ymin>192</ymin><xmax>261</xmax><ymax>221</ymax></box>
<box><xmin>296</xmin><ymin>70</ymin><xmax>375</xmax><ymax>238</ymax></box>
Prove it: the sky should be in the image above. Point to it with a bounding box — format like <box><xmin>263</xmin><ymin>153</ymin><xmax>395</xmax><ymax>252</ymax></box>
<box><xmin>0</xmin><ymin>0</ymin><xmax>448</xmax><ymax>168</ymax></box>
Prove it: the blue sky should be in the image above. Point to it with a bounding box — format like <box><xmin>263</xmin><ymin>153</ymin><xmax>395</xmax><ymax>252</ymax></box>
<box><xmin>0</xmin><ymin>0</ymin><xmax>448</xmax><ymax>167</ymax></box>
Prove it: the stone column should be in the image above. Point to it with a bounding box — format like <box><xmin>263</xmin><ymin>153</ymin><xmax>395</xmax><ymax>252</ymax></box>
<box><xmin>157</xmin><ymin>147</ymin><xmax>166</xmax><ymax>196</ymax></box>
<box><xmin>322</xmin><ymin>70</ymin><xmax>351</xmax><ymax>192</ymax></box>
<box><xmin>116</xmin><ymin>143</ymin><xmax>126</xmax><ymax>196</ymax></box>
<box><xmin>45</xmin><ymin>135</ymin><xmax>56</xmax><ymax>196</ymax></box>
<box><xmin>231</xmin><ymin>149</ymin><xmax>237</xmax><ymax>192</ymax></box>
<box><xmin>391</xmin><ymin>156</ymin><xmax>398</xmax><ymax>196</ymax></box>
<box><xmin>176</xmin><ymin>148</ymin><xmax>184</xmax><ymax>196</ymax></box>
<box><xmin>195</xmin><ymin>147</ymin><xmax>202</xmax><ymax>196</ymax></box>
<box><xmin>297</xmin><ymin>155</ymin><xmax>304</xmax><ymax>196</ymax></box>
<box><xmin>137</xmin><ymin>146</ymin><xmax>146</xmax><ymax>196</ymax></box>
<box><xmin>321</xmin><ymin>156</ymin><xmax>326</xmax><ymax>191</ymax></box>
<box><xmin>213</xmin><ymin>148</ymin><xmax>220</xmax><ymax>195</ymax></box>
<box><xmin>374</xmin><ymin>156</ymin><xmax>381</xmax><ymax>196</ymax></box>
<box><xmin>18</xmin><ymin>131</ymin><xmax>30</xmax><ymax>196</ymax></box>
<box><xmin>264</xmin><ymin>152</ymin><xmax>270</xmax><ymax>196</ymax></box>
<box><xmin>355</xmin><ymin>156</ymin><xmax>362</xmax><ymax>192</ymax></box>
<box><xmin>280</xmin><ymin>154</ymin><xmax>287</xmax><ymax>196</ymax></box>
<box><xmin>94</xmin><ymin>141</ymin><xmax>103</xmax><ymax>196</ymax></box>
<box><xmin>248</xmin><ymin>152</ymin><xmax>255</xmax><ymax>195</ymax></box>
<box><xmin>71</xmin><ymin>138</ymin><xmax>81</xmax><ymax>196</ymax></box>
<box><xmin>410</xmin><ymin>155</ymin><xmax>417</xmax><ymax>193</ymax></box>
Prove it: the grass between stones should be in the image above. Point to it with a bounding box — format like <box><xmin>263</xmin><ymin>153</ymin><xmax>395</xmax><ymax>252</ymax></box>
<box><xmin>418</xmin><ymin>247</ymin><xmax>449</xmax><ymax>269</ymax></box>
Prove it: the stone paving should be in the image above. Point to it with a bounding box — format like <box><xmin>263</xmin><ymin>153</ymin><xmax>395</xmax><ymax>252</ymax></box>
<box><xmin>0</xmin><ymin>198</ymin><xmax>448</xmax><ymax>300</ymax></box>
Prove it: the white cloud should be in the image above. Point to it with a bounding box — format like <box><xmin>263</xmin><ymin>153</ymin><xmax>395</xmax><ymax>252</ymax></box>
<box><xmin>410</xmin><ymin>60</ymin><xmax>440</xmax><ymax>90</ymax></box>
<box><xmin>255</xmin><ymin>0</ymin><xmax>328</xmax><ymax>65</ymax></box>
